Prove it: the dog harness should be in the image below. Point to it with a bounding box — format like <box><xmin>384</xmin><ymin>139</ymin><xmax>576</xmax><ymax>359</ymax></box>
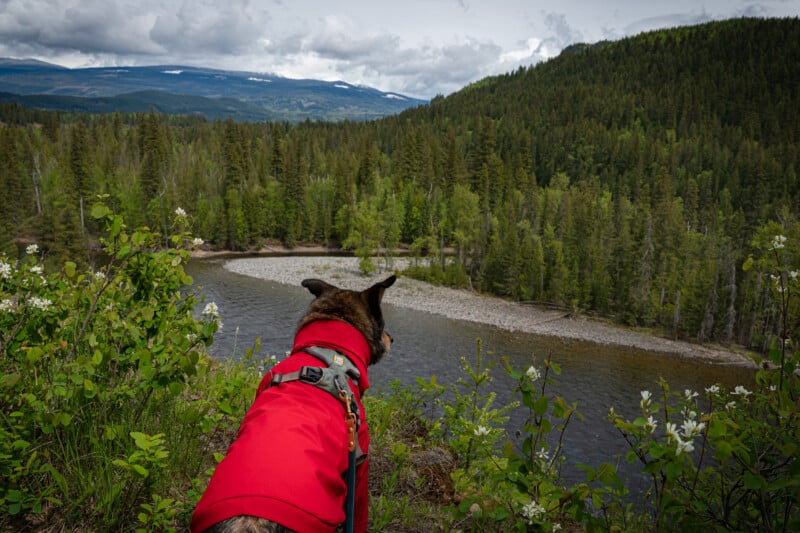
<box><xmin>268</xmin><ymin>346</ymin><xmax>365</xmax><ymax>460</ymax></box>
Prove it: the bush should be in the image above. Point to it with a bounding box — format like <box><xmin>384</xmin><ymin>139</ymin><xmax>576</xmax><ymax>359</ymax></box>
<box><xmin>0</xmin><ymin>201</ymin><xmax>261</xmax><ymax>531</ymax></box>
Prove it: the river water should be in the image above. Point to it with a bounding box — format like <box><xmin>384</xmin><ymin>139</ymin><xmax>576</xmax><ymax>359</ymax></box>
<box><xmin>185</xmin><ymin>258</ymin><xmax>755</xmax><ymax>487</ymax></box>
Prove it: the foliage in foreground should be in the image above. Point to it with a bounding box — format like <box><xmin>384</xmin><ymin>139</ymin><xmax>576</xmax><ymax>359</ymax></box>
<box><xmin>0</xmin><ymin>202</ymin><xmax>260</xmax><ymax>530</ymax></box>
<box><xmin>1</xmin><ymin>204</ymin><xmax>798</xmax><ymax>532</ymax></box>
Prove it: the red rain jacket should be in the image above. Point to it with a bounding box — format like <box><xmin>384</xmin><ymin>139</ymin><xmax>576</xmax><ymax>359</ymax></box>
<box><xmin>191</xmin><ymin>320</ymin><xmax>372</xmax><ymax>533</ymax></box>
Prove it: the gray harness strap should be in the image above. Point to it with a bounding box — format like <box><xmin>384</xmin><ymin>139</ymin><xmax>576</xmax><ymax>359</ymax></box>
<box><xmin>268</xmin><ymin>346</ymin><xmax>365</xmax><ymax>460</ymax></box>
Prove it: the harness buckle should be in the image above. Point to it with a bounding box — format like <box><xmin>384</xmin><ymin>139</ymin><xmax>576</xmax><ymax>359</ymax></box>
<box><xmin>299</xmin><ymin>366</ymin><xmax>323</xmax><ymax>384</ymax></box>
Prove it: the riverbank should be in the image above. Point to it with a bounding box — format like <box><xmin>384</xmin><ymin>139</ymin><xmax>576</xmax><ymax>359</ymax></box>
<box><xmin>223</xmin><ymin>256</ymin><xmax>754</xmax><ymax>366</ymax></box>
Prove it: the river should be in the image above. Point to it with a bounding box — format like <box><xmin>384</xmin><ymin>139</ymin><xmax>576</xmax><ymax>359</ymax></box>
<box><xmin>184</xmin><ymin>258</ymin><xmax>755</xmax><ymax>487</ymax></box>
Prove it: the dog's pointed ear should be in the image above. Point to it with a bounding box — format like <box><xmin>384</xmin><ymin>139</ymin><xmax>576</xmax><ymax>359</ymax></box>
<box><xmin>301</xmin><ymin>278</ymin><xmax>339</xmax><ymax>298</ymax></box>
<box><xmin>362</xmin><ymin>275</ymin><xmax>396</xmax><ymax>311</ymax></box>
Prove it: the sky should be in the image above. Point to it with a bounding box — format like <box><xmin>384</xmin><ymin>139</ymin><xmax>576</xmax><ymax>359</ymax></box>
<box><xmin>0</xmin><ymin>0</ymin><xmax>798</xmax><ymax>99</ymax></box>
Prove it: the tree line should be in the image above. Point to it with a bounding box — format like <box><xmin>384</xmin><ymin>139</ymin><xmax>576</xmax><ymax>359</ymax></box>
<box><xmin>0</xmin><ymin>17</ymin><xmax>798</xmax><ymax>349</ymax></box>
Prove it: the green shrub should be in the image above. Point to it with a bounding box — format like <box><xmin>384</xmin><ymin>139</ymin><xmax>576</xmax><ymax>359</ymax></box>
<box><xmin>0</xmin><ymin>201</ymin><xmax>261</xmax><ymax>531</ymax></box>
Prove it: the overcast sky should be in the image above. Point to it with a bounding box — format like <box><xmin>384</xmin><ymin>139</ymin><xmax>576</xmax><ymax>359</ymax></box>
<box><xmin>1</xmin><ymin>0</ymin><xmax>798</xmax><ymax>99</ymax></box>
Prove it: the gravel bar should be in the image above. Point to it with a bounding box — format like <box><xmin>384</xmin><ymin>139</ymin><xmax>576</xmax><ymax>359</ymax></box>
<box><xmin>223</xmin><ymin>256</ymin><xmax>753</xmax><ymax>366</ymax></box>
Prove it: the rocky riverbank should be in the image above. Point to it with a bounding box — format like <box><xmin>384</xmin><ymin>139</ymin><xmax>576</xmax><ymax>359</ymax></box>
<box><xmin>223</xmin><ymin>256</ymin><xmax>754</xmax><ymax>366</ymax></box>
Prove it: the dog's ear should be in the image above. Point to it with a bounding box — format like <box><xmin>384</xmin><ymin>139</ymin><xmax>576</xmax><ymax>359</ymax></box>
<box><xmin>361</xmin><ymin>275</ymin><xmax>396</xmax><ymax>316</ymax></box>
<box><xmin>301</xmin><ymin>278</ymin><xmax>339</xmax><ymax>298</ymax></box>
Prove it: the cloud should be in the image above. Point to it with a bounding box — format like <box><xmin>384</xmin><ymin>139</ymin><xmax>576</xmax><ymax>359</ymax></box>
<box><xmin>150</xmin><ymin>0</ymin><xmax>267</xmax><ymax>55</ymax></box>
<box><xmin>0</xmin><ymin>0</ymin><xmax>161</xmax><ymax>56</ymax></box>
<box><xmin>308</xmin><ymin>15</ymin><xmax>401</xmax><ymax>61</ymax></box>
<box><xmin>542</xmin><ymin>12</ymin><xmax>585</xmax><ymax>49</ymax></box>
<box><xmin>622</xmin><ymin>9</ymin><xmax>713</xmax><ymax>35</ymax></box>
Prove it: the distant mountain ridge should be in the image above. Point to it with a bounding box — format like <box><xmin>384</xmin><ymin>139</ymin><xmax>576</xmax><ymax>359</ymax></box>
<box><xmin>0</xmin><ymin>60</ymin><xmax>427</xmax><ymax>122</ymax></box>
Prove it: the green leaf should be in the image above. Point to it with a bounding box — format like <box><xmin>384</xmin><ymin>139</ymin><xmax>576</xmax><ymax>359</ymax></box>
<box><xmin>493</xmin><ymin>507</ymin><xmax>509</xmax><ymax>521</ymax></box>
<box><xmin>708</xmin><ymin>418</ymin><xmax>727</xmax><ymax>438</ymax></box>
<box><xmin>26</xmin><ymin>347</ymin><xmax>43</xmax><ymax>364</ymax></box>
<box><xmin>55</xmin><ymin>412</ymin><xmax>72</xmax><ymax>427</ymax></box>
<box><xmin>665</xmin><ymin>461</ymin><xmax>683</xmax><ymax>481</ymax></box>
<box><xmin>104</xmin><ymin>425</ymin><xmax>118</xmax><ymax>440</ymax></box>
<box><xmin>714</xmin><ymin>441</ymin><xmax>732</xmax><ymax>461</ymax></box>
<box><xmin>64</xmin><ymin>261</ymin><xmax>76</xmax><ymax>278</ymax></box>
<box><xmin>90</xmin><ymin>204</ymin><xmax>111</xmax><ymax>219</ymax></box>
<box><xmin>743</xmin><ymin>471</ymin><xmax>765</xmax><ymax>490</ymax></box>
<box><xmin>1</xmin><ymin>373</ymin><xmax>21</xmax><ymax>388</ymax></box>
<box><xmin>533</xmin><ymin>396</ymin><xmax>548</xmax><ymax>417</ymax></box>
<box><xmin>649</xmin><ymin>442</ymin><xmax>667</xmax><ymax>459</ymax></box>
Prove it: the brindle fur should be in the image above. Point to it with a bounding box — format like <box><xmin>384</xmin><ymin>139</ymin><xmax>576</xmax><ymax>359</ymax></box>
<box><xmin>298</xmin><ymin>276</ymin><xmax>395</xmax><ymax>364</ymax></box>
<box><xmin>199</xmin><ymin>276</ymin><xmax>396</xmax><ymax>533</ymax></box>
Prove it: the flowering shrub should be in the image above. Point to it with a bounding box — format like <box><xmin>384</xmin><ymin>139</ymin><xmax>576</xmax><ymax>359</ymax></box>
<box><xmin>601</xmin><ymin>229</ymin><xmax>800</xmax><ymax>531</ymax></box>
<box><xmin>433</xmin><ymin>342</ymin><xmax>586</xmax><ymax>532</ymax></box>
<box><xmin>0</xmin><ymin>201</ymin><xmax>247</xmax><ymax>530</ymax></box>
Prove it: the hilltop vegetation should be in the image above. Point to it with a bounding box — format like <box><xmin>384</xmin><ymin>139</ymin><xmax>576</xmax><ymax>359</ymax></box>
<box><xmin>1</xmin><ymin>17</ymin><xmax>799</xmax><ymax>349</ymax></box>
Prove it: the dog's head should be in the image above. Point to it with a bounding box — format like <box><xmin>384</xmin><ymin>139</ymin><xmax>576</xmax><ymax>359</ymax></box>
<box><xmin>299</xmin><ymin>275</ymin><xmax>396</xmax><ymax>364</ymax></box>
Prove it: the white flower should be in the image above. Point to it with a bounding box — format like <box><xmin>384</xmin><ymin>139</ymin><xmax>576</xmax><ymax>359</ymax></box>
<box><xmin>26</xmin><ymin>244</ymin><xmax>39</xmax><ymax>255</ymax></box>
<box><xmin>640</xmin><ymin>390</ymin><xmax>652</xmax><ymax>409</ymax></box>
<box><xmin>30</xmin><ymin>265</ymin><xmax>43</xmax><ymax>275</ymax></box>
<box><xmin>732</xmin><ymin>385</ymin><xmax>752</xmax><ymax>398</ymax></box>
<box><xmin>684</xmin><ymin>389</ymin><xmax>699</xmax><ymax>401</ymax></box>
<box><xmin>790</xmin><ymin>270</ymin><xmax>799</xmax><ymax>280</ymax></box>
<box><xmin>202</xmin><ymin>302</ymin><xmax>219</xmax><ymax>318</ymax></box>
<box><xmin>536</xmin><ymin>447</ymin><xmax>550</xmax><ymax>463</ymax></box>
<box><xmin>675</xmin><ymin>438</ymin><xmax>695</xmax><ymax>456</ymax></box>
<box><xmin>521</xmin><ymin>499</ymin><xmax>546</xmax><ymax>524</ymax></box>
<box><xmin>665</xmin><ymin>422</ymin><xmax>679</xmax><ymax>442</ymax></box>
<box><xmin>771</xmin><ymin>234</ymin><xmax>787</xmax><ymax>250</ymax></box>
<box><xmin>526</xmin><ymin>365</ymin><xmax>541</xmax><ymax>382</ymax></box>
<box><xmin>769</xmin><ymin>385</ymin><xmax>777</xmax><ymax>392</ymax></box>
<box><xmin>725</xmin><ymin>401</ymin><xmax>737</xmax><ymax>410</ymax></box>
<box><xmin>93</xmin><ymin>271</ymin><xmax>106</xmax><ymax>281</ymax></box>
<box><xmin>174</xmin><ymin>207</ymin><xmax>187</xmax><ymax>218</ymax></box>
<box><xmin>473</xmin><ymin>425</ymin><xmax>490</xmax><ymax>437</ymax></box>
<box><xmin>186</xmin><ymin>333</ymin><xmax>198</xmax><ymax>343</ymax></box>
<box><xmin>644</xmin><ymin>416</ymin><xmax>658</xmax><ymax>434</ymax></box>
<box><xmin>0</xmin><ymin>260</ymin><xmax>11</xmax><ymax>279</ymax></box>
<box><xmin>552</xmin><ymin>524</ymin><xmax>562</xmax><ymax>532</ymax></box>
<box><xmin>705</xmin><ymin>385</ymin><xmax>720</xmax><ymax>395</ymax></box>
<box><xmin>0</xmin><ymin>298</ymin><xmax>14</xmax><ymax>312</ymax></box>
<box><xmin>681</xmin><ymin>419</ymin><xmax>706</xmax><ymax>439</ymax></box>
<box><xmin>192</xmin><ymin>237</ymin><xmax>204</xmax><ymax>246</ymax></box>
<box><xmin>29</xmin><ymin>296</ymin><xmax>52</xmax><ymax>311</ymax></box>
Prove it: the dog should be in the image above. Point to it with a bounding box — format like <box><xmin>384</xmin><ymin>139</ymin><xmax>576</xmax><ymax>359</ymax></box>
<box><xmin>191</xmin><ymin>275</ymin><xmax>397</xmax><ymax>533</ymax></box>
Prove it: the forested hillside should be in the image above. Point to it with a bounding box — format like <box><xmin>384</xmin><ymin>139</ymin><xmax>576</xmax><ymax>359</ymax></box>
<box><xmin>1</xmin><ymin>17</ymin><xmax>798</xmax><ymax>349</ymax></box>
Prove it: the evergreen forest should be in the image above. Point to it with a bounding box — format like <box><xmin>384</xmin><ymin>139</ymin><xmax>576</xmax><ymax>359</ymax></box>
<box><xmin>1</xmin><ymin>17</ymin><xmax>799</xmax><ymax>350</ymax></box>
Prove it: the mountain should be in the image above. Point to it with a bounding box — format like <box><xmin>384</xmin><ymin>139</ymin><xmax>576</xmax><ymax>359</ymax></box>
<box><xmin>0</xmin><ymin>61</ymin><xmax>426</xmax><ymax>122</ymax></box>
